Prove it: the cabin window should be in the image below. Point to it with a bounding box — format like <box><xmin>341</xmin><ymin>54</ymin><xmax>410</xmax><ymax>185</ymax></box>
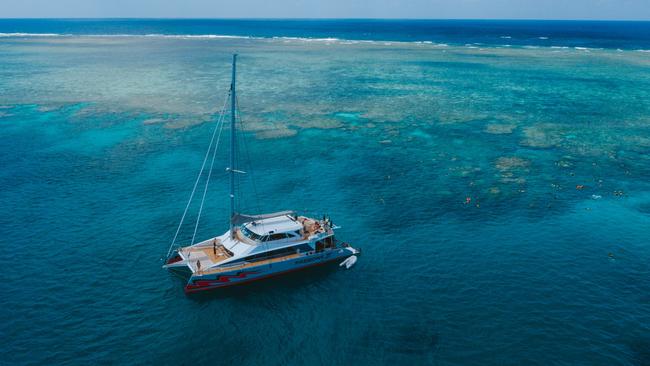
<box><xmin>230</xmin><ymin>244</ymin><xmax>313</xmax><ymax>264</ymax></box>
<box><xmin>263</xmin><ymin>233</ymin><xmax>289</xmax><ymax>242</ymax></box>
<box><xmin>315</xmin><ymin>237</ymin><xmax>335</xmax><ymax>252</ymax></box>
<box><xmin>323</xmin><ymin>236</ymin><xmax>334</xmax><ymax>247</ymax></box>
<box><xmin>294</xmin><ymin>243</ymin><xmax>313</xmax><ymax>253</ymax></box>
<box><xmin>241</xmin><ymin>226</ymin><xmax>264</xmax><ymax>241</ymax></box>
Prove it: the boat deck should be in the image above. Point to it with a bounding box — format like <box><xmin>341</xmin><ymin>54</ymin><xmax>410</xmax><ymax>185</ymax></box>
<box><xmin>297</xmin><ymin>216</ymin><xmax>331</xmax><ymax>238</ymax></box>
<box><xmin>180</xmin><ymin>240</ymin><xmax>233</xmax><ymax>271</ymax></box>
<box><xmin>200</xmin><ymin>252</ymin><xmax>302</xmax><ymax>275</ymax></box>
<box><xmin>176</xmin><ymin>215</ymin><xmax>335</xmax><ymax>275</ymax></box>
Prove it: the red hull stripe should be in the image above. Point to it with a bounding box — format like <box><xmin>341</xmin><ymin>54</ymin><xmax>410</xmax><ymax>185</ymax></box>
<box><xmin>184</xmin><ymin>256</ymin><xmax>346</xmax><ymax>293</ymax></box>
<box><xmin>185</xmin><ymin>271</ymin><xmax>259</xmax><ymax>290</ymax></box>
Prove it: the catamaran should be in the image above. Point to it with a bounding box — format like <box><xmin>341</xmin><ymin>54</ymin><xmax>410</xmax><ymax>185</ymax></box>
<box><xmin>163</xmin><ymin>55</ymin><xmax>359</xmax><ymax>293</ymax></box>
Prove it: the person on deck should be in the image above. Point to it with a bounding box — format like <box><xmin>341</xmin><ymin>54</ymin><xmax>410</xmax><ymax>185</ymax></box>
<box><xmin>213</xmin><ymin>239</ymin><xmax>217</xmax><ymax>255</ymax></box>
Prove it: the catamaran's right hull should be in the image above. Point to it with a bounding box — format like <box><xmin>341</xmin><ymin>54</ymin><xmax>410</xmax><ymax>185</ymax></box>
<box><xmin>184</xmin><ymin>248</ymin><xmax>356</xmax><ymax>293</ymax></box>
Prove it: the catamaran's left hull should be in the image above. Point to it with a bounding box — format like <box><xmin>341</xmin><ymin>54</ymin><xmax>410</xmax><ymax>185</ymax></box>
<box><xmin>183</xmin><ymin>248</ymin><xmax>356</xmax><ymax>293</ymax></box>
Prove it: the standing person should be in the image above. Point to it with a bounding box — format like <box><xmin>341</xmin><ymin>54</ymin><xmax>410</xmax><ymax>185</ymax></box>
<box><xmin>196</xmin><ymin>259</ymin><xmax>201</xmax><ymax>273</ymax></box>
<box><xmin>213</xmin><ymin>238</ymin><xmax>217</xmax><ymax>256</ymax></box>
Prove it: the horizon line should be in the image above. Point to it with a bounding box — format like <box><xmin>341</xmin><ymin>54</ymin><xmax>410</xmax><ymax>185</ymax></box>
<box><xmin>1</xmin><ymin>17</ymin><xmax>650</xmax><ymax>22</ymax></box>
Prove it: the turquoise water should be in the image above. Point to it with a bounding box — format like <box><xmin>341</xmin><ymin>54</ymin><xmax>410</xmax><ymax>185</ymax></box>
<box><xmin>1</xmin><ymin>21</ymin><xmax>650</xmax><ymax>365</ymax></box>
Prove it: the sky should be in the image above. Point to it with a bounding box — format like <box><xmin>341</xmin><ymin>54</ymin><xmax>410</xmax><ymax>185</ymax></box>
<box><xmin>0</xmin><ymin>0</ymin><xmax>649</xmax><ymax>20</ymax></box>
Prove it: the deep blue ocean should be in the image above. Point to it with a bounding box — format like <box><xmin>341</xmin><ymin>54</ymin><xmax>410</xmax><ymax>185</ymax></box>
<box><xmin>1</xmin><ymin>19</ymin><xmax>650</xmax><ymax>365</ymax></box>
<box><xmin>2</xmin><ymin>18</ymin><xmax>650</xmax><ymax>49</ymax></box>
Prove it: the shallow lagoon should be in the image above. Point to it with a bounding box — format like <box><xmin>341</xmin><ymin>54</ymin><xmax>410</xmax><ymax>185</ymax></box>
<box><xmin>1</xmin><ymin>34</ymin><xmax>650</xmax><ymax>365</ymax></box>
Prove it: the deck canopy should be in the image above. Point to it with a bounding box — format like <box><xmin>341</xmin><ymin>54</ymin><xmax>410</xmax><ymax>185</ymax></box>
<box><xmin>232</xmin><ymin>211</ymin><xmax>296</xmax><ymax>226</ymax></box>
<box><xmin>240</xmin><ymin>214</ymin><xmax>303</xmax><ymax>237</ymax></box>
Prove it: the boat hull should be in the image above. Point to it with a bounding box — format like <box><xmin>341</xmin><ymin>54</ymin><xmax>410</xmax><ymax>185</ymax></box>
<box><xmin>183</xmin><ymin>248</ymin><xmax>355</xmax><ymax>293</ymax></box>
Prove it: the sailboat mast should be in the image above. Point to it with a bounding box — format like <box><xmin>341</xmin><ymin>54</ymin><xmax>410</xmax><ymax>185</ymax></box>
<box><xmin>229</xmin><ymin>54</ymin><xmax>237</xmax><ymax>238</ymax></box>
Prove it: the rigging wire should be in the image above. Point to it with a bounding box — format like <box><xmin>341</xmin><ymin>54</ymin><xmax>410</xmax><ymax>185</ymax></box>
<box><xmin>234</xmin><ymin>117</ymin><xmax>242</xmax><ymax>213</ymax></box>
<box><xmin>166</xmin><ymin>63</ymin><xmax>273</xmax><ymax>259</ymax></box>
<box><xmin>165</xmin><ymin>92</ymin><xmax>230</xmax><ymax>258</ymax></box>
<box><xmin>235</xmin><ymin>94</ymin><xmax>271</xmax><ymax>263</ymax></box>
<box><xmin>235</xmin><ymin>94</ymin><xmax>263</xmax><ymax>216</ymax></box>
<box><xmin>191</xmin><ymin>107</ymin><xmax>227</xmax><ymax>245</ymax></box>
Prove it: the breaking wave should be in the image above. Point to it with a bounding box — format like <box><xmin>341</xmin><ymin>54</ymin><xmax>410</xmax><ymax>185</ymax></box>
<box><xmin>1</xmin><ymin>32</ymin><xmax>647</xmax><ymax>53</ymax></box>
<box><xmin>0</xmin><ymin>32</ymin><xmax>61</xmax><ymax>37</ymax></box>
